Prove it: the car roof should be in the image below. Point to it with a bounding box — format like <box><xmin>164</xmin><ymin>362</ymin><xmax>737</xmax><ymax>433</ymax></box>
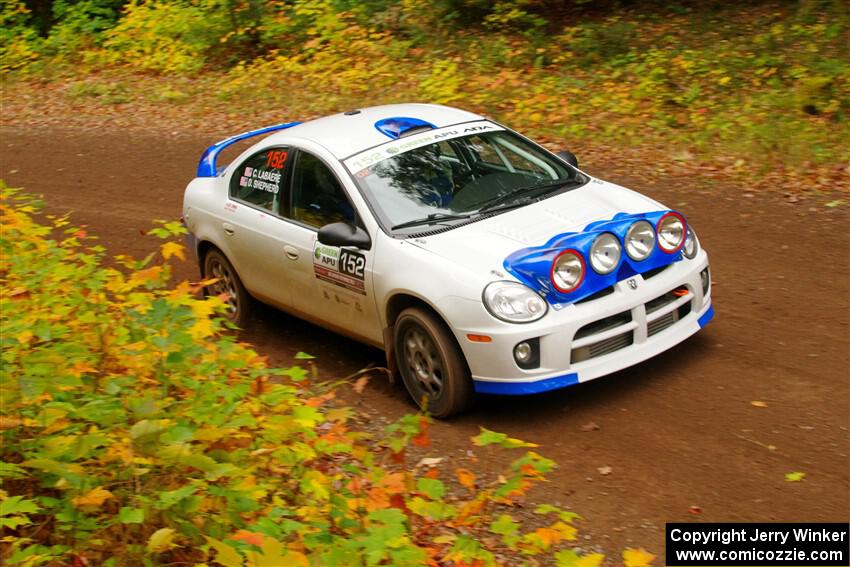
<box><xmin>265</xmin><ymin>103</ymin><xmax>486</xmax><ymax>159</ymax></box>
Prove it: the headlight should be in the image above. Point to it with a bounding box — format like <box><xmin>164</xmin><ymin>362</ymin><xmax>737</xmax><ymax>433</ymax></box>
<box><xmin>625</xmin><ymin>220</ymin><xmax>656</xmax><ymax>261</ymax></box>
<box><xmin>589</xmin><ymin>232</ymin><xmax>621</xmax><ymax>274</ymax></box>
<box><xmin>483</xmin><ymin>281</ymin><xmax>548</xmax><ymax>323</ymax></box>
<box><xmin>683</xmin><ymin>227</ymin><xmax>699</xmax><ymax>259</ymax></box>
<box><xmin>657</xmin><ymin>212</ymin><xmax>686</xmax><ymax>253</ymax></box>
<box><xmin>551</xmin><ymin>249</ymin><xmax>585</xmax><ymax>293</ymax></box>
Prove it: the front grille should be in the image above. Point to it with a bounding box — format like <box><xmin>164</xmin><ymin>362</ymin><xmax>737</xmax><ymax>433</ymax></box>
<box><xmin>571</xmin><ymin>310</ymin><xmax>633</xmax><ymax>363</ymax></box>
<box><xmin>646</xmin><ymin>285</ymin><xmax>689</xmax><ymax>315</ymax></box>
<box><xmin>648</xmin><ymin>296</ymin><xmax>692</xmax><ymax>337</ymax></box>
<box><xmin>588</xmin><ymin>331</ymin><xmax>634</xmax><ymax>358</ymax></box>
<box><xmin>571</xmin><ymin>331</ymin><xmax>633</xmax><ymax>363</ymax></box>
<box><xmin>570</xmin><ymin>284</ymin><xmax>694</xmax><ymax>365</ymax></box>
<box><xmin>648</xmin><ymin>312</ymin><xmax>677</xmax><ymax>336</ymax></box>
<box><xmin>574</xmin><ymin>310</ymin><xmax>632</xmax><ymax>340</ymax></box>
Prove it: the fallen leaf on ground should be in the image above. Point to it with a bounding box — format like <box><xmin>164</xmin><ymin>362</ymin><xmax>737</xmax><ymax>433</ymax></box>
<box><xmin>623</xmin><ymin>547</ymin><xmax>656</xmax><ymax>567</ymax></box>
<box><xmin>597</xmin><ymin>466</ymin><xmax>612</xmax><ymax>476</ymax></box>
<box><xmin>785</xmin><ymin>471</ymin><xmax>806</xmax><ymax>482</ymax></box>
<box><xmin>750</xmin><ymin>400</ymin><xmax>768</xmax><ymax>407</ymax></box>
<box><xmin>456</xmin><ymin>468</ymin><xmax>476</xmax><ymax>489</ymax></box>
<box><xmin>415</xmin><ymin>457</ymin><xmax>443</xmax><ymax>468</ymax></box>
<box><xmin>352</xmin><ymin>375</ymin><xmax>370</xmax><ymax>393</ymax></box>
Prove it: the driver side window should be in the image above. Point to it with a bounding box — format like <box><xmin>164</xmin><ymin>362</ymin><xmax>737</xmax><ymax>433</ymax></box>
<box><xmin>287</xmin><ymin>151</ymin><xmax>355</xmax><ymax>229</ymax></box>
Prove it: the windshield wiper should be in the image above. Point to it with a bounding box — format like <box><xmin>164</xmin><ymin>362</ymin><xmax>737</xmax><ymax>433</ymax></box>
<box><xmin>391</xmin><ymin>212</ymin><xmax>474</xmax><ymax>231</ymax></box>
<box><xmin>478</xmin><ymin>179</ymin><xmax>576</xmax><ymax>213</ymax></box>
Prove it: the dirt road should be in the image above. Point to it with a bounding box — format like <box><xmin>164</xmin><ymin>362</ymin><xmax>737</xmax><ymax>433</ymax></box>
<box><xmin>3</xmin><ymin>126</ymin><xmax>848</xmax><ymax>557</ymax></box>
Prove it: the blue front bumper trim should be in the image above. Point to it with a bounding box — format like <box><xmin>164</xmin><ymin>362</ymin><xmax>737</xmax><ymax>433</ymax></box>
<box><xmin>473</xmin><ymin>372</ymin><xmax>579</xmax><ymax>396</ymax></box>
<box><xmin>698</xmin><ymin>304</ymin><xmax>715</xmax><ymax>328</ymax></box>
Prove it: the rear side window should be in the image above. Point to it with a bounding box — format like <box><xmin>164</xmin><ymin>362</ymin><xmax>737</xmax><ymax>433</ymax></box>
<box><xmin>229</xmin><ymin>147</ymin><xmax>290</xmax><ymax>212</ymax></box>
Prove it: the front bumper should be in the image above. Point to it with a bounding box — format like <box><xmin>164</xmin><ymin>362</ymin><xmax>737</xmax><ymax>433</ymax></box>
<box><xmin>442</xmin><ymin>253</ymin><xmax>713</xmax><ymax>395</ymax></box>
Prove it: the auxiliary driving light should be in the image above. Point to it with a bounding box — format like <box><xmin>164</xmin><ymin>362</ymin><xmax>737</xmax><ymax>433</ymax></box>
<box><xmin>625</xmin><ymin>220</ymin><xmax>656</xmax><ymax>261</ymax></box>
<box><xmin>657</xmin><ymin>212</ymin><xmax>686</xmax><ymax>253</ymax></box>
<box><xmin>589</xmin><ymin>232</ymin><xmax>621</xmax><ymax>274</ymax></box>
<box><xmin>551</xmin><ymin>249</ymin><xmax>585</xmax><ymax>293</ymax></box>
<box><xmin>683</xmin><ymin>227</ymin><xmax>699</xmax><ymax>259</ymax></box>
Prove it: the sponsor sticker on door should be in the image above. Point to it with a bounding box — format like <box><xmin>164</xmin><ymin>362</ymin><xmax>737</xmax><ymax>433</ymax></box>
<box><xmin>313</xmin><ymin>243</ymin><xmax>366</xmax><ymax>295</ymax></box>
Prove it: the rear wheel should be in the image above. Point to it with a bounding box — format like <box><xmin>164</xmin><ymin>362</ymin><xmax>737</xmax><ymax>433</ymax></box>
<box><xmin>203</xmin><ymin>248</ymin><xmax>251</xmax><ymax>327</ymax></box>
<box><xmin>394</xmin><ymin>307</ymin><xmax>473</xmax><ymax>418</ymax></box>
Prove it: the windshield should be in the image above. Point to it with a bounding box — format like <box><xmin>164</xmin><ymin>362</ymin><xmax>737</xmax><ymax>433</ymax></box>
<box><xmin>348</xmin><ymin>126</ymin><xmax>587</xmax><ymax>232</ymax></box>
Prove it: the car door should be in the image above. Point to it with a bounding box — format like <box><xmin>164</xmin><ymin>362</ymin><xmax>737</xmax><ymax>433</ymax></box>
<box><xmin>223</xmin><ymin>146</ymin><xmax>295</xmax><ymax>308</ymax></box>
<box><xmin>279</xmin><ymin>148</ymin><xmax>382</xmax><ymax>345</ymax></box>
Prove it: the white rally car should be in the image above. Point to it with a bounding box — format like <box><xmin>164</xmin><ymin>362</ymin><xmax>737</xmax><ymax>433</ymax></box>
<box><xmin>183</xmin><ymin>104</ymin><xmax>713</xmax><ymax>417</ymax></box>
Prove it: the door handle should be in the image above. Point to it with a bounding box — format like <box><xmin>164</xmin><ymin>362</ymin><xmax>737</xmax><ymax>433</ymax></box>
<box><xmin>222</xmin><ymin>222</ymin><xmax>235</xmax><ymax>236</ymax></box>
<box><xmin>283</xmin><ymin>245</ymin><xmax>299</xmax><ymax>260</ymax></box>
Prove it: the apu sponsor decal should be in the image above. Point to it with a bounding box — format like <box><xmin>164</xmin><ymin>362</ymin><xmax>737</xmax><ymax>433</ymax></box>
<box><xmin>344</xmin><ymin>120</ymin><xmax>504</xmax><ymax>173</ymax></box>
<box><xmin>313</xmin><ymin>243</ymin><xmax>366</xmax><ymax>295</ymax></box>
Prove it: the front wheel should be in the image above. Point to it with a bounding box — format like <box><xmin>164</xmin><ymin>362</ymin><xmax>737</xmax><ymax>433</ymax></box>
<box><xmin>203</xmin><ymin>248</ymin><xmax>251</xmax><ymax>327</ymax></box>
<box><xmin>394</xmin><ymin>307</ymin><xmax>473</xmax><ymax>418</ymax></box>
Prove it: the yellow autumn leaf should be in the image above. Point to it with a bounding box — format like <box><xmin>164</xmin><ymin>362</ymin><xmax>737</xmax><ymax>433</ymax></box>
<box><xmin>623</xmin><ymin>547</ymin><xmax>656</xmax><ymax>567</ymax></box>
<box><xmin>379</xmin><ymin>472</ymin><xmax>407</xmax><ymax>494</ymax></box>
<box><xmin>535</xmin><ymin>526</ymin><xmax>563</xmax><ymax>547</ymax></box>
<box><xmin>455</xmin><ymin>468</ymin><xmax>476</xmax><ymax>489</ymax></box>
<box><xmin>576</xmin><ymin>553</ymin><xmax>605</xmax><ymax>567</ymax></box>
<box><xmin>72</xmin><ymin>487</ymin><xmax>114</xmax><ymax>509</ymax></box>
<box><xmin>204</xmin><ymin>536</ymin><xmax>244</xmax><ymax>567</ymax></box>
<box><xmin>147</xmin><ymin>527</ymin><xmax>177</xmax><ymax>553</ymax></box>
<box><xmin>189</xmin><ymin>316</ymin><xmax>216</xmax><ymax>340</ymax></box>
<box><xmin>0</xmin><ymin>416</ymin><xmax>23</xmax><ymax>430</ymax></box>
<box><xmin>161</xmin><ymin>241</ymin><xmax>186</xmax><ymax>261</ymax></box>
<box><xmin>552</xmin><ymin>520</ymin><xmax>578</xmax><ymax>541</ymax></box>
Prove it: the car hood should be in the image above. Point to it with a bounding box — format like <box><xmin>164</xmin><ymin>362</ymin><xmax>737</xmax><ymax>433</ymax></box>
<box><xmin>408</xmin><ymin>178</ymin><xmax>666</xmax><ymax>278</ymax></box>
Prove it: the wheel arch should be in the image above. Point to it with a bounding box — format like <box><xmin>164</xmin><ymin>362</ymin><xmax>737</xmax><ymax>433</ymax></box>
<box><xmin>383</xmin><ymin>291</ymin><xmax>467</xmax><ymax>378</ymax></box>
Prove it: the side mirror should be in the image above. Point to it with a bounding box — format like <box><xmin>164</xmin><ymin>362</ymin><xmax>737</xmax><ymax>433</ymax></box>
<box><xmin>556</xmin><ymin>150</ymin><xmax>579</xmax><ymax>168</ymax></box>
<box><xmin>317</xmin><ymin>222</ymin><xmax>372</xmax><ymax>250</ymax></box>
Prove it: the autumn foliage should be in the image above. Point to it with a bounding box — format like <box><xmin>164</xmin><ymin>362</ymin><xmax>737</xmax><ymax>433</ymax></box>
<box><xmin>2</xmin><ymin>1</ymin><xmax>848</xmax><ymax>191</ymax></box>
<box><xmin>0</xmin><ymin>184</ymin><xmax>655</xmax><ymax>565</ymax></box>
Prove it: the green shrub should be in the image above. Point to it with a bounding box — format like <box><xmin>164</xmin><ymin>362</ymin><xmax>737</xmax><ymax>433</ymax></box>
<box><xmin>0</xmin><ymin>183</ymin><xmax>651</xmax><ymax>565</ymax></box>
<box><xmin>0</xmin><ymin>1</ymin><xmax>43</xmax><ymax>73</ymax></box>
<box><xmin>97</xmin><ymin>1</ymin><xmax>227</xmax><ymax>73</ymax></box>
